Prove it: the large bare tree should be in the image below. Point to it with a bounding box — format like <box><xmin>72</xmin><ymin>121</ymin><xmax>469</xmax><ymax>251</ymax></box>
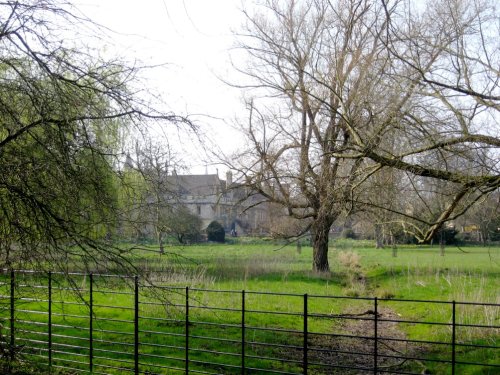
<box><xmin>229</xmin><ymin>0</ymin><xmax>499</xmax><ymax>272</ymax></box>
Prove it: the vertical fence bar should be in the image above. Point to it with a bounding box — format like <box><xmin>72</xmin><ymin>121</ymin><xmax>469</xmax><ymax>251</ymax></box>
<box><xmin>303</xmin><ymin>293</ymin><xmax>308</xmax><ymax>375</ymax></box>
<box><xmin>9</xmin><ymin>269</ymin><xmax>15</xmax><ymax>370</ymax></box>
<box><xmin>241</xmin><ymin>290</ymin><xmax>245</xmax><ymax>375</ymax></box>
<box><xmin>374</xmin><ymin>297</ymin><xmax>378</xmax><ymax>375</ymax></box>
<box><xmin>89</xmin><ymin>273</ymin><xmax>93</xmax><ymax>373</ymax></box>
<box><xmin>48</xmin><ymin>272</ymin><xmax>52</xmax><ymax>373</ymax></box>
<box><xmin>451</xmin><ymin>301</ymin><xmax>456</xmax><ymax>375</ymax></box>
<box><xmin>134</xmin><ymin>276</ymin><xmax>139</xmax><ymax>375</ymax></box>
<box><xmin>185</xmin><ymin>286</ymin><xmax>189</xmax><ymax>374</ymax></box>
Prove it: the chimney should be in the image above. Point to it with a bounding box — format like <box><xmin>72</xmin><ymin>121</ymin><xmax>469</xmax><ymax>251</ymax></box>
<box><xmin>226</xmin><ymin>171</ymin><xmax>233</xmax><ymax>188</ymax></box>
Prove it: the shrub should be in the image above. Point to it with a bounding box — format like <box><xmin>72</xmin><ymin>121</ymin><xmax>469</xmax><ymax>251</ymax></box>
<box><xmin>377</xmin><ymin>289</ymin><xmax>396</xmax><ymax>299</ymax></box>
<box><xmin>340</xmin><ymin>228</ymin><xmax>357</xmax><ymax>239</ymax></box>
<box><xmin>435</xmin><ymin>227</ymin><xmax>459</xmax><ymax>245</ymax></box>
<box><xmin>337</xmin><ymin>250</ymin><xmax>361</xmax><ymax>270</ymax></box>
<box><xmin>207</xmin><ymin>221</ymin><xmax>225</xmax><ymax>243</ymax></box>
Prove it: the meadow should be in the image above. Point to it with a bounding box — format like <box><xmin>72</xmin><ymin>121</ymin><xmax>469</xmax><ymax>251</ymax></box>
<box><xmin>132</xmin><ymin>239</ymin><xmax>499</xmax><ymax>295</ymax></box>
<box><xmin>1</xmin><ymin>239</ymin><xmax>499</xmax><ymax>374</ymax></box>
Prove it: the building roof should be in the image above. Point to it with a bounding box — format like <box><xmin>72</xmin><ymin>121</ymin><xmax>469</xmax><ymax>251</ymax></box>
<box><xmin>166</xmin><ymin>174</ymin><xmax>225</xmax><ymax>196</ymax></box>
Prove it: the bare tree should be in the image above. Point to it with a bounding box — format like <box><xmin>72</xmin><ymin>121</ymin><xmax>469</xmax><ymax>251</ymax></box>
<box><xmin>227</xmin><ymin>0</ymin><xmax>396</xmax><ymax>271</ymax></box>
<box><xmin>453</xmin><ymin>188</ymin><xmax>500</xmax><ymax>244</ymax></box>
<box><xmin>368</xmin><ymin>0</ymin><xmax>500</xmax><ymax>242</ymax></box>
<box><xmin>132</xmin><ymin>138</ymin><xmax>184</xmax><ymax>253</ymax></box>
<box><xmin>229</xmin><ymin>0</ymin><xmax>499</xmax><ymax>272</ymax></box>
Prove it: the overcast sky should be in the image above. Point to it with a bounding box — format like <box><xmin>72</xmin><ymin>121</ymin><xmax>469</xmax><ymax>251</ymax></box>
<box><xmin>78</xmin><ymin>0</ymin><xmax>247</xmax><ymax>174</ymax></box>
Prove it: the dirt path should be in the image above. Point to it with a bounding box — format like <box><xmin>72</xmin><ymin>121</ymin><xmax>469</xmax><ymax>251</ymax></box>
<box><xmin>306</xmin><ymin>306</ymin><xmax>429</xmax><ymax>374</ymax></box>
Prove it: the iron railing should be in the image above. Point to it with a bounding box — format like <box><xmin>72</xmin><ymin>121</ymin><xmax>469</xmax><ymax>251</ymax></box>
<box><xmin>0</xmin><ymin>269</ymin><xmax>498</xmax><ymax>374</ymax></box>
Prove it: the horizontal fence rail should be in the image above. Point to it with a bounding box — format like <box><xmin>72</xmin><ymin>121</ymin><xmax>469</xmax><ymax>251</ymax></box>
<box><xmin>0</xmin><ymin>270</ymin><xmax>498</xmax><ymax>374</ymax></box>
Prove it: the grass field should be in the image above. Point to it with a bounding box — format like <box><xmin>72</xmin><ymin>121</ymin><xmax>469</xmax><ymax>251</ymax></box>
<box><xmin>130</xmin><ymin>239</ymin><xmax>500</xmax><ymax>374</ymax></box>
<box><xmin>1</xmin><ymin>239</ymin><xmax>499</xmax><ymax>374</ymax></box>
<box><xmin>131</xmin><ymin>239</ymin><xmax>500</xmax><ymax>302</ymax></box>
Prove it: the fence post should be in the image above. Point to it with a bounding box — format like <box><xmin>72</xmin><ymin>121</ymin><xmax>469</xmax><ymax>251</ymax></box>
<box><xmin>134</xmin><ymin>276</ymin><xmax>139</xmax><ymax>375</ymax></box>
<box><xmin>48</xmin><ymin>272</ymin><xmax>52</xmax><ymax>373</ymax></box>
<box><xmin>451</xmin><ymin>301</ymin><xmax>456</xmax><ymax>375</ymax></box>
<box><xmin>9</xmin><ymin>269</ymin><xmax>15</xmax><ymax>370</ymax></box>
<box><xmin>374</xmin><ymin>297</ymin><xmax>378</xmax><ymax>375</ymax></box>
<box><xmin>303</xmin><ymin>293</ymin><xmax>308</xmax><ymax>375</ymax></box>
<box><xmin>89</xmin><ymin>273</ymin><xmax>93</xmax><ymax>374</ymax></box>
<box><xmin>242</xmin><ymin>290</ymin><xmax>245</xmax><ymax>375</ymax></box>
<box><xmin>185</xmin><ymin>286</ymin><xmax>189</xmax><ymax>374</ymax></box>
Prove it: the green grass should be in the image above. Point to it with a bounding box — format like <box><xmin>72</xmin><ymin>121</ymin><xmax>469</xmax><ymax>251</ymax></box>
<box><xmin>0</xmin><ymin>240</ymin><xmax>498</xmax><ymax>374</ymax></box>
<box><xmin>130</xmin><ymin>239</ymin><xmax>500</xmax><ymax>374</ymax></box>
<box><xmin>130</xmin><ymin>239</ymin><xmax>499</xmax><ymax>301</ymax></box>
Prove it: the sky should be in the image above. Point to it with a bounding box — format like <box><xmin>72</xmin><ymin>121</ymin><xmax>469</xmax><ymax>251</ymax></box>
<box><xmin>77</xmin><ymin>0</ymin><xmax>248</xmax><ymax>174</ymax></box>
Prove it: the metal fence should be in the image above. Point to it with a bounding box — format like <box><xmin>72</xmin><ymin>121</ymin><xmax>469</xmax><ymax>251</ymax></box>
<box><xmin>0</xmin><ymin>269</ymin><xmax>498</xmax><ymax>374</ymax></box>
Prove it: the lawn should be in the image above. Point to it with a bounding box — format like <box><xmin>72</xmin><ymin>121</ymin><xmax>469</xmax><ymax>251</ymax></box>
<box><xmin>0</xmin><ymin>239</ymin><xmax>498</xmax><ymax>374</ymax></box>
<box><xmin>128</xmin><ymin>239</ymin><xmax>500</xmax><ymax>374</ymax></box>
<box><xmin>129</xmin><ymin>239</ymin><xmax>500</xmax><ymax>303</ymax></box>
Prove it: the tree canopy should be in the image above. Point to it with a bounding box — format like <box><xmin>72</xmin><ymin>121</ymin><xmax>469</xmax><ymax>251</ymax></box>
<box><xmin>0</xmin><ymin>0</ymin><xmax>186</xmax><ymax>272</ymax></box>
<box><xmin>229</xmin><ymin>0</ymin><xmax>499</xmax><ymax>271</ymax></box>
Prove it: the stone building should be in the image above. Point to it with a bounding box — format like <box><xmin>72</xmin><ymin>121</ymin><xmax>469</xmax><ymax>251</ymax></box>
<box><xmin>165</xmin><ymin>171</ymin><xmax>271</xmax><ymax>235</ymax></box>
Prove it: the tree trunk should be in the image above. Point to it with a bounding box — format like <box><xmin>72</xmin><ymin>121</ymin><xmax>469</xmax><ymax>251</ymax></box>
<box><xmin>311</xmin><ymin>216</ymin><xmax>333</xmax><ymax>272</ymax></box>
<box><xmin>391</xmin><ymin>232</ymin><xmax>397</xmax><ymax>257</ymax></box>
<box><xmin>158</xmin><ymin>232</ymin><xmax>164</xmax><ymax>254</ymax></box>
<box><xmin>296</xmin><ymin>241</ymin><xmax>302</xmax><ymax>254</ymax></box>
<box><xmin>375</xmin><ymin>223</ymin><xmax>384</xmax><ymax>249</ymax></box>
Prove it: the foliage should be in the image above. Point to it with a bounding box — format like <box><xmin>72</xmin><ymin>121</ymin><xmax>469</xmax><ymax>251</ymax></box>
<box><xmin>0</xmin><ymin>1</ymin><xmax>186</xmax><ymax>273</ymax></box>
<box><xmin>340</xmin><ymin>228</ymin><xmax>357</xmax><ymax>240</ymax></box>
<box><xmin>168</xmin><ymin>205</ymin><xmax>203</xmax><ymax>244</ymax></box>
<box><xmin>206</xmin><ymin>221</ymin><xmax>225</xmax><ymax>243</ymax></box>
<box><xmin>116</xmin><ymin>167</ymin><xmax>149</xmax><ymax>241</ymax></box>
<box><xmin>435</xmin><ymin>227</ymin><xmax>460</xmax><ymax>245</ymax></box>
